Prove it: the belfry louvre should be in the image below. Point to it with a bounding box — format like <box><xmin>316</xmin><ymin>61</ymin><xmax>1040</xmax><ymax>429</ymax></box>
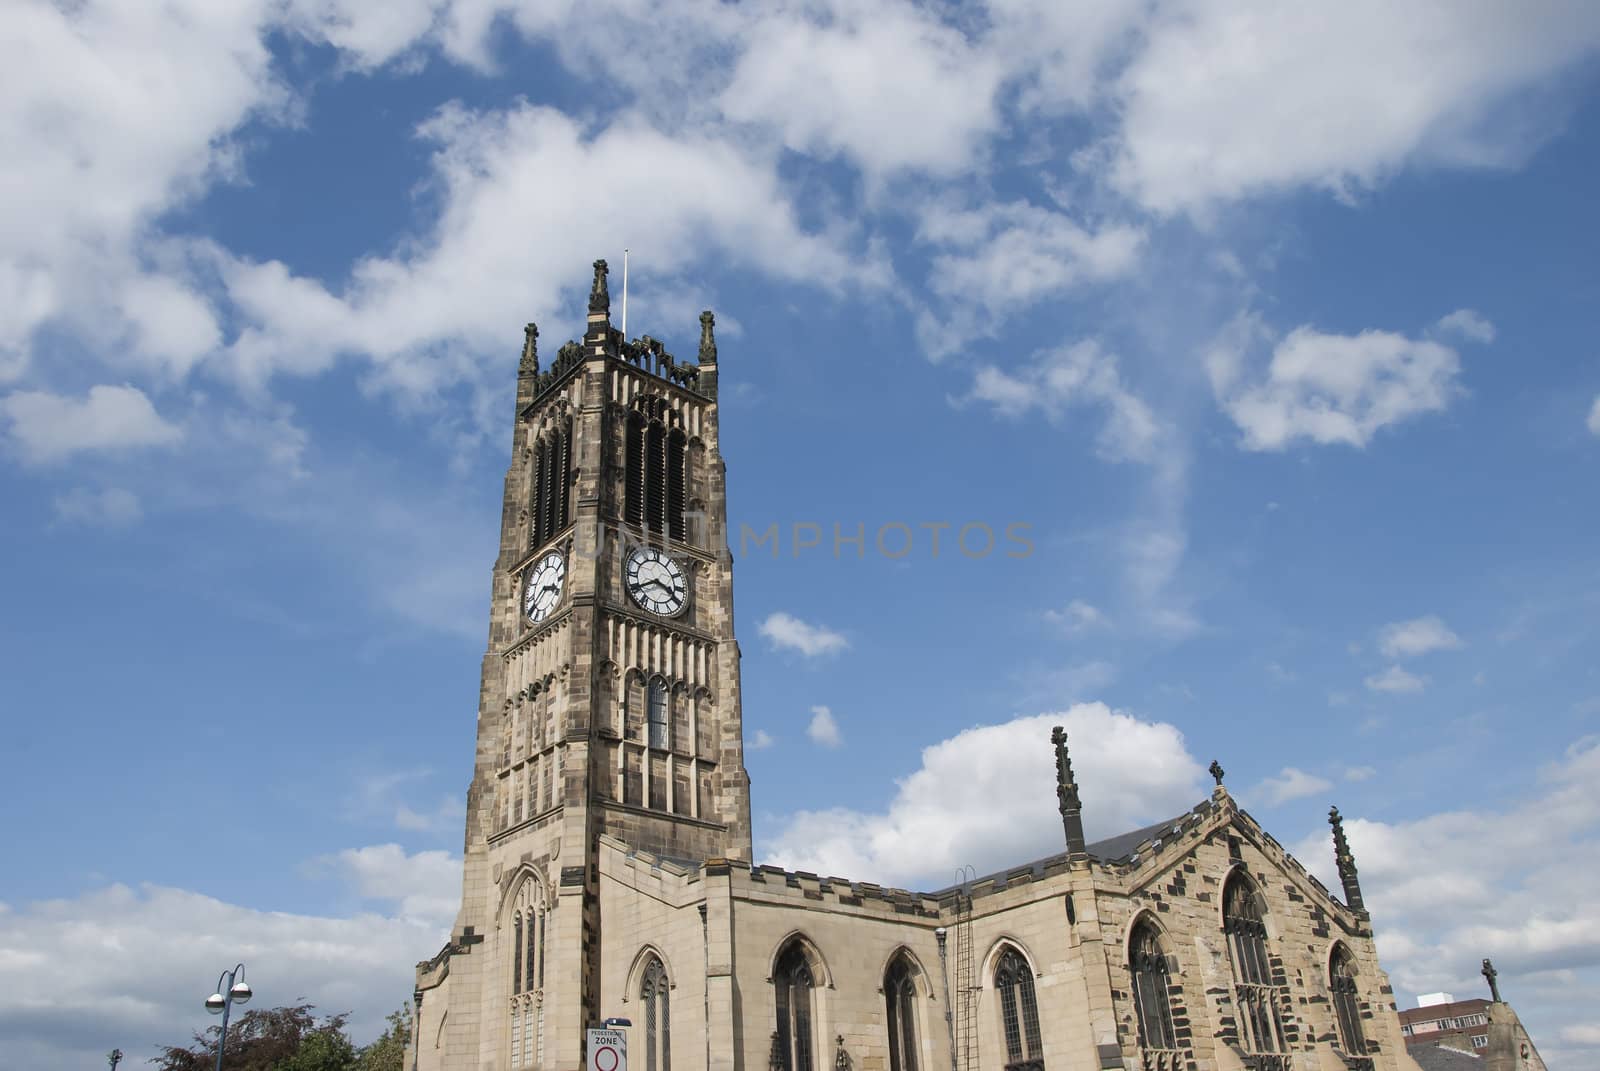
<box><xmin>409</xmin><ymin>261</ymin><xmax>1423</xmax><ymax>1071</ymax></box>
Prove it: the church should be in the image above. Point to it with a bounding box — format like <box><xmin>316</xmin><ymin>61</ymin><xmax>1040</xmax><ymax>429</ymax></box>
<box><xmin>409</xmin><ymin>261</ymin><xmax>1422</xmax><ymax>1071</ymax></box>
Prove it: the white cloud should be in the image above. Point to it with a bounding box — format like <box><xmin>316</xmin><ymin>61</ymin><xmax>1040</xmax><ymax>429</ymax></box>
<box><xmin>1344</xmin><ymin>765</ymin><xmax>1377</xmax><ymax>782</ymax></box>
<box><xmin>749</xmin><ymin>729</ymin><xmax>775</xmax><ymax>750</ymax></box>
<box><xmin>0</xmin><ymin>846</ymin><xmax>454</xmax><ymax>1071</ymax></box>
<box><xmin>766</xmin><ymin>703</ymin><xmax>1204</xmax><ymax>887</ymax></box>
<box><xmin>1366</xmin><ymin>665</ymin><xmax>1427</xmax><ymax>694</ymax></box>
<box><xmin>1588</xmin><ymin>395</ymin><xmax>1600</xmax><ymax>436</ymax></box>
<box><xmin>719</xmin><ymin>2</ymin><xmax>1002</xmax><ymax>180</ymax></box>
<box><xmin>1104</xmin><ymin>1</ymin><xmax>1600</xmax><ymax>213</ymax></box>
<box><xmin>1</xmin><ymin>384</ymin><xmax>182</xmax><ymax>463</ymax></box>
<box><xmin>1379</xmin><ymin>615</ymin><xmax>1464</xmax><ymax>659</ymax></box>
<box><xmin>807</xmin><ymin>705</ymin><xmax>842</xmax><ymax>749</ymax></box>
<box><xmin>51</xmin><ymin>486</ymin><xmax>142</xmax><ymax>527</ymax></box>
<box><xmin>760</xmin><ymin>612</ymin><xmax>849</xmax><ymax>657</ymax></box>
<box><xmin>959</xmin><ymin>340</ymin><xmax>1163</xmax><ymax>464</ymax></box>
<box><xmin>1293</xmin><ymin>736</ymin><xmax>1600</xmax><ymax>1066</ymax></box>
<box><xmin>918</xmin><ymin>203</ymin><xmax>1144</xmax><ymax>358</ymax></box>
<box><xmin>1252</xmin><ymin>766</ymin><xmax>1334</xmax><ymax>807</ymax></box>
<box><xmin>1435</xmin><ymin>308</ymin><xmax>1496</xmax><ymax>344</ymax></box>
<box><xmin>1206</xmin><ymin>314</ymin><xmax>1462</xmax><ymax>451</ymax></box>
<box><xmin>1045</xmin><ymin>600</ymin><xmax>1106</xmax><ymax>633</ymax></box>
<box><xmin>314</xmin><ymin>843</ymin><xmax>461</xmax><ymax>928</ymax></box>
<box><xmin>214</xmin><ymin>102</ymin><xmax>874</xmax><ymax>410</ymax></box>
<box><xmin>0</xmin><ymin>0</ymin><xmax>283</xmax><ymax>374</ymax></box>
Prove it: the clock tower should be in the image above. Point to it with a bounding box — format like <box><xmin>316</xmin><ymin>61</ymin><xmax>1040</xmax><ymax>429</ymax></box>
<box><xmin>427</xmin><ymin>260</ymin><xmax>752</xmax><ymax>1070</ymax></box>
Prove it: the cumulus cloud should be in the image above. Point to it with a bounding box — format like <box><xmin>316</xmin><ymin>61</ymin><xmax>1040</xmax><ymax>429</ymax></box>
<box><xmin>959</xmin><ymin>340</ymin><xmax>1163</xmax><ymax>464</ymax></box>
<box><xmin>1365</xmin><ymin>665</ymin><xmax>1427</xmax><ymax>694</ymax></box>
<box><xmin>749</xmin><ymin>729</ymin><xmax>775</xmax><ymax>750</ymax></box>
<box><xmin>917</xmin><ymin>202</ymin><xmax>1144</xmax><ymax>358</ymax></box>
<box><xmin>760</xmin><ymin>612</ymin><xmax>849</xmax><ymax>657</ymax></box>
<box><xmin>807</xmin><ymin>705</ymin><xmax>842</xmax><ymax>748</ymax></box>
<box><xmin>0</xmin><ymin>846</ymin><xmax>454</xmax><ymax>1071</ymax></box>
<box><xmin>212</xmin><ymin>101</ymin><xmax>877</xmax><ymax>411</ymax></box>
<box><xmin>1344</xmin><ymin>765</ymin><xmax>1377</xmax><ymax>782</ymax></box>
<box><xmin>1435</xmin><ymin>308</ymin><xmax>1496</xmax><ymax>344</ymax></box>
<box><xmin>1588</xmin><ymin>396</ymin><xmax>1600</xmax><ymax>436</ymax></box>
<box><xmin>1206</xmin><ymin>314</ymin><xmax>1462</xmax><ymax>450</ymax></box>
<box><xmin>719</xmin><ymin>2</ymin><xmax>1003</xmax><ymax>180</ymax></box>
<box><xmin>1252</xmin><ymin>766</ymin><xmax>1334</xmax><ymax>807</ymax></box>
<box><xmin>1104</xmin><ymin>1</ymin><xmax>1600</xmax><ymax>213</ymax></box>
<box><xmin>766</xmin><ymin>703</ymin><xmax>1204</xmax><ymax>888</ymax></box>
<box><xmin>1</xmin><ymin>384</ymin><xmax>182</xmax><ymax>463</ymax></box>
<box><xmin>1294</xmin><ymin>736</ymin><xmax>1600</xmax><ymax>1068</ymax></box>
<box><xmin>1379</xmin><ymin>615</ymin><xmax>1464</xmax><ymax>659</ymax></box>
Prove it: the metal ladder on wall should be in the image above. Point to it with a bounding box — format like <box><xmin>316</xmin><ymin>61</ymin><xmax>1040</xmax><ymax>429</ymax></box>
<box><xmin>953</xmin><ymin>866</ymin><xmax>978</xmax><ymax>1071</ymax></box>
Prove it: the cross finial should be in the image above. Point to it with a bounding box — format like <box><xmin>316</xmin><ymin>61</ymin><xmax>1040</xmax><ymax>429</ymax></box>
<box><xmin>698</xmin><ymin>309</ymin><xmax>718</xmax><ymax>364</ymax></box>
<box><xmin>1482</xmin><ymin>958</ymin><xmax>1502</xmax><ymax>1002</ymax></box>
<box><xmin>520</xmin><ymin>322</ymin><xmax>539</xmax><ymax>376</ymax></box>
<box><xmin>1209</xmin><ymin>759</ymin><xmax>1225</xmax><ymax>786</ymax></box>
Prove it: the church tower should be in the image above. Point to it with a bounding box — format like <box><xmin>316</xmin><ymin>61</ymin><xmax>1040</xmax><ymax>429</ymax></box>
<box><xmin>422</xmin><ymin>260</ymin><xmax>752</xmax><ymax>1070</ymax></box>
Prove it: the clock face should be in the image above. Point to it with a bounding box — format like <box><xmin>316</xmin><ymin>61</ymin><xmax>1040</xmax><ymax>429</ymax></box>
<box><xmin>625</xmin><ymin>546</ymin><xmax>687</xmax><ymax>617</ymax></box>
<box><xmin>523</xmin><ymin>551</ymin><xmax>566</xmax><ymax>624</ymax></box>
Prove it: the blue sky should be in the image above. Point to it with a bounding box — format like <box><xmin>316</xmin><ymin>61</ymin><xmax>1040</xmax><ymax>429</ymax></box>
<box><xmin>3</xmin><ymin>1</ymin><xmax>1600</xmax><ymax>1067</ymax></box>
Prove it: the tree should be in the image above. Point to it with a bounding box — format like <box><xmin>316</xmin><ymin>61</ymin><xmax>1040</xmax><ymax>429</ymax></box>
<box><xmin>355</xmin><ymin>1006</ymin><xmax>412</xmax><ymax>1071</ymax></box>
<box><xmin>152</xmin><ymin>1004</ymin><xmax>353</xmax><ymax>1071</ymax></box>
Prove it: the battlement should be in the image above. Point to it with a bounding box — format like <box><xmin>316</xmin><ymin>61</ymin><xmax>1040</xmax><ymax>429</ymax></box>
<box><xmin>518</xmin><ymin>260</ymin><xmax>719</xmax><ymax>407</ymax></box>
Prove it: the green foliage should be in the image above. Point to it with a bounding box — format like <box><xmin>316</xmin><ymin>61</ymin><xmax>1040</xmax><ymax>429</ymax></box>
<box><xmin>275</xmin><ymin>1026</ymin><xmax>357</xmax><ymax>1071</ymax></box>
<box><xmin>152</xmin><ymin>1003</ymin><xmax>410</xmax><ymax>1071</ymax></box>
<box><xmin>355</xmin><ymin>1006</ymin><xmax>412</xmax><ymax>1071</ymax></box>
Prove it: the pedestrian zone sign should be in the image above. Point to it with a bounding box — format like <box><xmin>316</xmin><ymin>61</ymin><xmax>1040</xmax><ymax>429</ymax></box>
<box><xmin>587</xmin><ymin>1028</ymin><xmax>627</xmax><ymax>1071</ymax></box>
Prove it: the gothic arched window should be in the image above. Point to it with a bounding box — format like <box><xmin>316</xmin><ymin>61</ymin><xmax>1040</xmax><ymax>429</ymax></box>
<box><xmin>884</xmin><ymin>954</ymin><xmax>919</xmax><ymax>1071</ymax></box>
<box><xmin>1130</xmin><ymin>921</ymin><xmax>1178</xmax><ymax>1056</ymax></box>
<box><xmin>773</xmin><ymin>941</ymin><xmax>816</xmax><ymax>1071</ymax></box>
<box><xmin>508</xmin><ymin>877</ymin><xmax>546</xmax><ymax>1070</ymax></box>
<box><xmin>530</xmin><ymin>418</ymin><xmax>572</xmax><ymax>550</ymax></box>
<box><xmin>994</xmin><ymin>946</ymin><xmax>1044</xmax><ymax>1071</ymax></box>
<box><xmin>648</xmin><ymin>678</ymin><xmax>669</xmax><ymax>749</ymax></box>
<box><xmin>1330</xmin><ymin>945</ymin><xmax>1365</xmax><ymax>1058</ymax></box>
<box><xmin>641</xmin><ymin>956</ymin><xmax>671</xmax><ymax>1071</ymax></box>
<box><xmin>624</xmin><ymin>399</ymin><xmax>686</xmax><ymax>541</ymax></box>
<box><xmin>1223</xmin><ymin>873</ymin><xmax>1287</xmax><ymax>1065</ymax></box>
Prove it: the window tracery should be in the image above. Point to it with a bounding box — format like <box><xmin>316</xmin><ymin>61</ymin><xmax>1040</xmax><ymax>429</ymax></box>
<box><xmin>994</xmin><ymin>946</ymin><xmax>1044</xmax><ymax>1071</ymax></box>
<box><xmin>1223</xmin><ymin>874</ymin><xmax>1289</xmax><ymax>1070</ymax></box>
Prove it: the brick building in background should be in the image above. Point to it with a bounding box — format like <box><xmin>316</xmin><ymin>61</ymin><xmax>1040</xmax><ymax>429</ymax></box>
<box><xmin>1400</xmin><ymin>963</ymin><xmax>1547</xmax><ymax>1071</ymax></box>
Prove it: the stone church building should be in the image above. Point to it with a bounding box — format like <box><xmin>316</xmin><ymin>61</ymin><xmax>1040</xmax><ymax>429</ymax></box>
<box><xmin>409</xmin><ymin>262</ymin><xmax>1423</xmax><ymax>1071</ymax></box>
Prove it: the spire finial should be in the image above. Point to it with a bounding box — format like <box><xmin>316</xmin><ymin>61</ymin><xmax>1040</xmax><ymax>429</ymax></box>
<box><xmin>698</xmin><ymin>309</ymin><xmax>718</xmax><ymax>364</ymax></box>
<box><xmin>1328</xmin><ymin>805</ymin><xmax>1366</xmax><ymax>913</ymax></box>
<box><xmin>1208</xmin><ymin>759</ymin><xmax>1225</xmax><ymax>786</ymax></box>
<box><xmin>1052</xmin><ymin>726</ymin><xmax>1087</xmax><ymax>857</ymax></box>
<box><xmin>589</xmin><ymin>259</ymin><xmax>610</xmax><ymax>316</ymax></box>
<box><xmin>1482</xmin><ymin>958</ymin><xmax>1501</xmax><ymax>1002</ymax></box>
<box><xmin>519</xmin><ymin>322</ymin><xmax>539</xmax><ymax>376</ymax></box>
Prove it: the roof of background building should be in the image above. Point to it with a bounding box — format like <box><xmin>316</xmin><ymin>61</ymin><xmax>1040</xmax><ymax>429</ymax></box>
<box><xmin>1408</xmin><ymin>1046</ymin><xmax>1484</xmax><ymax>1071</ymax></box>
<box><xmin>1401</xmin><ymin>998</ymin><xmax>1492</xmax><ymax>1024</ymax></box>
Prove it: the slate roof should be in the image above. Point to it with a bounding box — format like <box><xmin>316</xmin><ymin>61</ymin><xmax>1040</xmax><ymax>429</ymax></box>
<box><xmin>927</xmin><ymin>806</ymin><xmax>1213</xmax><ymax>897</ymax></box>
<box><xmin>1407</xmin><ymin>1045</ymin><xmax>1483</xmax><ymax>1071</ymax></box>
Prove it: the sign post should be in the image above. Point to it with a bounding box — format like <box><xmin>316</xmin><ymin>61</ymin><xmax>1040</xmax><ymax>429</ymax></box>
<box><xmin>587</xmin><ymin>1027</ymin><xmax>627</xmax><ymax>1071</ymax></box>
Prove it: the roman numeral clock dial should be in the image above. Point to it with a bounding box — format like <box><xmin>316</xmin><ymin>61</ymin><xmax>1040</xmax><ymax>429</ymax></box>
<box><xmin>625</xmin><ymin>546</ymin><xmax>687</xmax><ymax>617</ymax></box>
<box><xmin>522</xmin><ymin>550</ymin><xmax>566</xmax><ymax>624</ymax></box>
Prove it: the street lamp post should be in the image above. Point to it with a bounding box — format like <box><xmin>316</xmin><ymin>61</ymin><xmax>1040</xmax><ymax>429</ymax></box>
<box><xmin>204</xmin><ymin>963</ymin><xmax>254</xmax><ymax>1071</ymax></box>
